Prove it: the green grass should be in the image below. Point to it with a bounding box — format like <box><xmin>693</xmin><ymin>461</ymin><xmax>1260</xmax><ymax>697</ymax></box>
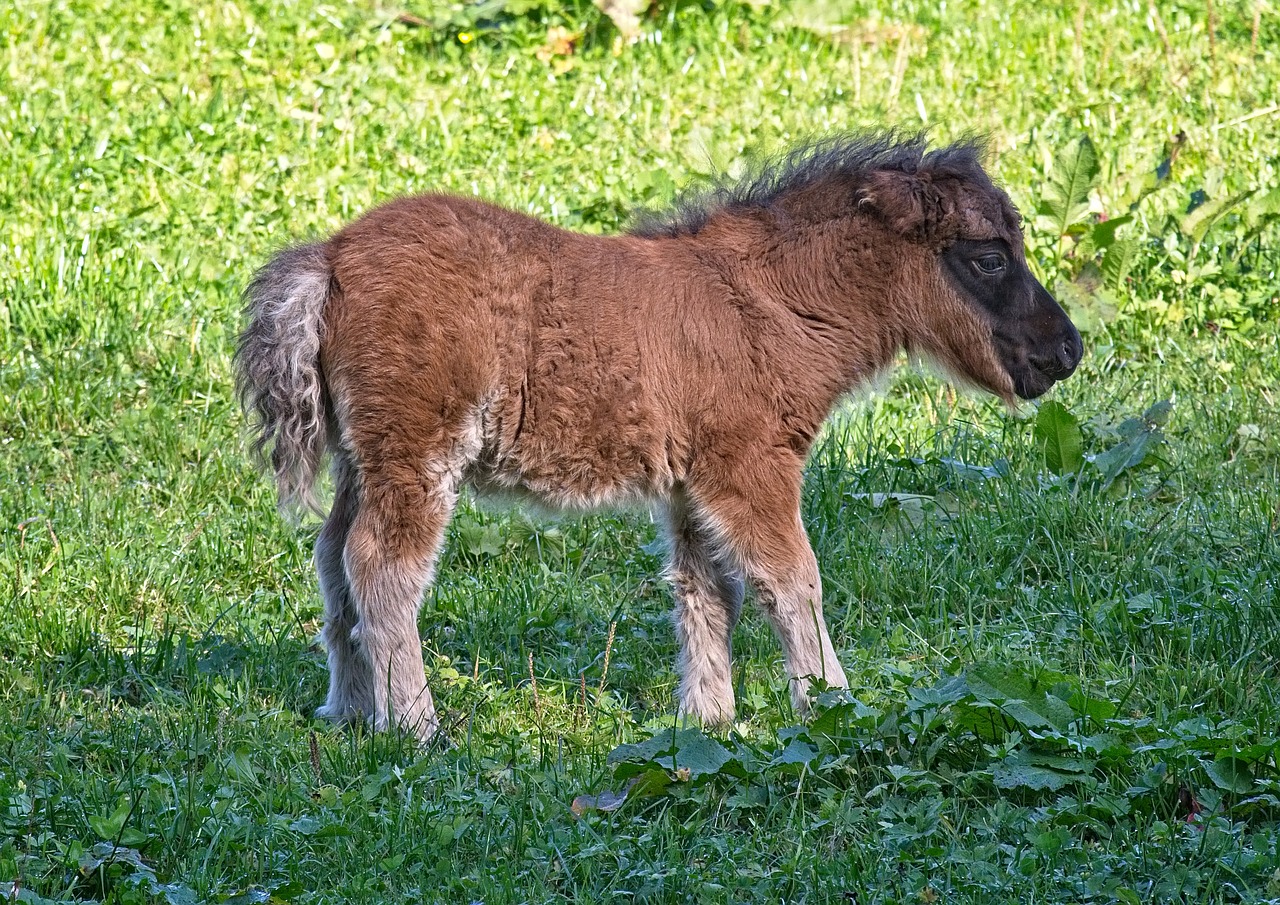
<box><xmin>2</xmin><ymin>0</ymin><xmax>1280</xmax><ymax>902</ymax></box>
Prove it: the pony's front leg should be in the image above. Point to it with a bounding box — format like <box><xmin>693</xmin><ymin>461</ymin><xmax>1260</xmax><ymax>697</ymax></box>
<box><xmin>692</xmin><ymin>447</ymin><xmax>847</xmax><ymax>716</ymax></box>
<box><xmin>342</xmin><ymin>477</ymin><xmax>455</xmax><ymax>741</ymax></box>
<box><xmin>749</xmin><ymin>546</ymin><xmax>847</xmax><ymax>714</ymax></box>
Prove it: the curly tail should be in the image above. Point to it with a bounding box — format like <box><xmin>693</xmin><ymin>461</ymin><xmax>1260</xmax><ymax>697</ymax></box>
<box><xmin>234</xmin><ymin>242</ymin><xmax>333</xmax><ymax>516</ymax></box>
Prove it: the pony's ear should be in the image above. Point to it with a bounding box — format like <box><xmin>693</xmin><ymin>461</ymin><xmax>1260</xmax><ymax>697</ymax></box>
<box><xmin>857</xmin><ymin>169</ymin><xmax>952</xmax><ymax>240</ymax></box>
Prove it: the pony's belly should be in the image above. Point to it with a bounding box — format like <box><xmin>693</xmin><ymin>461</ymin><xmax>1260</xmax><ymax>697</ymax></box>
<box><xmin>466</xmin><ymin>453</ymin><xmax>669</xmax><ymax>515</ymax></box>
<box><xmin>467</xmin><ymin>379</ymin><xmax>679</xmax><ymax>513</ymax></box>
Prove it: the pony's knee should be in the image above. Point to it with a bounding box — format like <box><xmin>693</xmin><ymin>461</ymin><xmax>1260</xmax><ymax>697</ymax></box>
<box><xmin>748</xmin><ymin>568</ymin><xmax>821</xmax><ymax>619</ymax></box>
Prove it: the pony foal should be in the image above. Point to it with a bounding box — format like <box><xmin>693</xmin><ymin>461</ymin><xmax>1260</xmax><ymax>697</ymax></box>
<box><xmin>235</xmin><ymin>133</ymin><xmax>1082</xmax><ymax>740</ymax></box>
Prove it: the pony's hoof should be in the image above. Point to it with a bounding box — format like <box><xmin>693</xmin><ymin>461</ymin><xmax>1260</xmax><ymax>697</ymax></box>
<box><xmin>314</xmin><ymin>702</ymin><xmax>362</xmax><ymax>724</ymax></box>
<box><xmin>389</xmin><ymin>703</ymin><xmax>440</xmax><ymax>743</ymax></box>
<box><xmin>676</xmin><ymin>694</ymin><xmax>736</xmax><ymax>728</ymax></box>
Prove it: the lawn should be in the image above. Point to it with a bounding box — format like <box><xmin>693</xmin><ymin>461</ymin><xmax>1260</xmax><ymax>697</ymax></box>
<box><xmin>2</xmin><ymin>0</ymin><xmax>1279</xmax><ymax>902</ymax></box>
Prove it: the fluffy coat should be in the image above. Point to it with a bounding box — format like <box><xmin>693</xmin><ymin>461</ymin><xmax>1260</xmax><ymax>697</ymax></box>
<box><xmin>235</xmin><ymin>133</ymin><xmax>1081</xmax><ymax>738</ymax></box>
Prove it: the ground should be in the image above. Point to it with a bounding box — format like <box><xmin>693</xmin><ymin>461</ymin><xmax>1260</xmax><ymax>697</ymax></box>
<box><xmin>1</xmin><ymin>1</ymin><xmax>1279</xmax><ymax>902</ymax></box>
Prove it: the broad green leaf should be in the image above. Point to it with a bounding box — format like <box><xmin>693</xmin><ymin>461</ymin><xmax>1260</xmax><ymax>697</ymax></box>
<box><xmin>808</xmin><ymin>697</ymin><xmax>882</xmax><ymax>737</ymax></box>
<box><xmin>1033</xmin><ymin>826</ymin><xmax>1073</xmax><ymax>854</ymax></box>
<box><xmin>1034</xmin><ymin>401</ymin><xmax>1084</xmax><ymax>475</ymax></box>
<box><xmin>1077</xmin><ymin>213</ymin><xmax>1133</xmax><ymax>259</ymax></box>
<box><xmin>909</xmin><ymin>674</ymin><xmax>971</xmax><ymax>707</ymax></box>
<box><xmin>457</xmin><ymin>519</ymin><xmax>505</xmax><ymax>557</ymax></box>
<box><xmin>1087</xmin><ymin>213</ymin><xmax>1133</xmax><ymax>251</ymax></box>
<box><xmin>89</xmin><ymin>797</ymin><xmax>132</xmax><ymax>841</ymax></box>
<box><xmin>770</xmin><ymin>737</ymin><xmax>819</xmax><ymax>768</ymax></box>
<box><xmin>79</xmin><ymin>841</ymin><xmax>153</xmax><ymax>875</ymax></box>
<box><xmin>225</xmin><ymin>746</ymin><xmax>259</xmax><ymax>784</ymax></box>
<box><xmin>1002</xmin><ymin>697</ymin><xmax>1074</xmax><ymax>733</ymax></box>
<box><xmin>1089</xmin><ymin>401</ymin><xmax>1171</xmax><ymax>487</ymax></box>
<box><xmin>288</xmin><ymin>816</ymin><xmax>323</xmax><ymax>835</ymax></box>
<box><xmin>991</xmin><ymin>752</ymin><xmax>1093</xmax><ymax>792</ymax></box>
<box><xmin>1067</xmin><ymin>694</ymin><xmax>1119</xmax><ymax>724</ymax></box>
<box><xmin>992</xmin><ymin>760</ymin><xmax>1077</xmax><ymax>792</ymax></box>
<box><xmin>1232</xmin><ymin>740</ymin><xmax>1280</xmax><ymax>762</ymax></box>
<box><xmin>1205</xmin><ymin>756</ymin><xmax>1255</xmax><ymax>794</ymax></box>
<box><xmin>664</xmin><ymin>731</ymin><xmax>740</xmax><ymax>779</ymax></box>
<box><xmin>609</xmin><ymin>730</ymin><xmax>680</xmax><ymax>767</ymax></box>
<box><xmin>1043</xmin><ymin>136</ymin><xmax>1100</xmax><ymax>238</ymax></box>
<box><xmin>609</xmin><ymin>728</ymin><xmax>740</xmax><ymax>781</ymax></box>
<box><xmin>1025</xmin><ymin>753</ymin><xmax>1096</xmax><ymax>773</ymax></box>
<box><xmin>1101</xmin><ymin>237</ymin><xmax>1140</xmax><ymax>290</ymax></box>
<box><xmin>725</xmin><ymin>784</ymin><xmax>771</xmax><ymax>810</ymax></box>
<box><xmin>952</xmin><ymin>699</ymin><xmax>1011</xmax><ymax>742</ymax></box>
<box><xmin>965</xmin><ymin>663</ymin><xmax>1036</xmax><ymax>703</ymax></box>
<box><xmin>1143</xmin><ymin>399</ymin><xmax>1173</xmax><ymax>425</ymax></box>
<box><xmin>963</xmin><ymin>663</ymin><xmax>1077</xmax><ymax>732</ymax></box>
<box><xmin>1093</xmin><ymin>424</ymin><xmax>1161</xmax><ymax>488</ymax></box>
<box><xmin>1112</xmin><ymin>888</ymin><xmax>1143</xmax><ymax>905</ymax></box>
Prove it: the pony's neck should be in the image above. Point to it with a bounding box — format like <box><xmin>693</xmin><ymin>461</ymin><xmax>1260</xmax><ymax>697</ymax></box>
<box><xmin>684</xmin><ymin>207</ymin><xmax>912</xmax><ymax>426</ymax></box>
<box><xmin>739</xmin><ymin>208</ymin><xmax>909</xmax><ymax>371</ymax></box>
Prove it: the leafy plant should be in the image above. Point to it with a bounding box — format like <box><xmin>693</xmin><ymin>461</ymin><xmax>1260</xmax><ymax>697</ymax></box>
<box><xmin>1032</xmin><ymin>136</ymin><xmax>1172</xmax><ymax>334</ymax></box>
<box><xmin>1031</xmin><ymin>399</ymin><xmax>1171</xmax><ymax>489</ymax></box>
<box><xmin>1038</xmin><ymin>135</ymin><xmax>1100</xmax><ymax>272</ymax></box>
<box><xmin>1090</xmin><ymin>400</ymin><xmax>1172</xmax><ymax>490</ymax></box>
<box><xmin>595</xmin><ymin>661</ymin><xmax>1279</xmax><ymax>822</ymax></box>
<box><xmin>1034</xmin><ymin>134</ymin><xmax>1279</xmax><ymax>336</ymax></box>
<box><xmin>1033</xmin><ymin>401</ymin><xmax>1085</xmax><ymax>476</ymax></box>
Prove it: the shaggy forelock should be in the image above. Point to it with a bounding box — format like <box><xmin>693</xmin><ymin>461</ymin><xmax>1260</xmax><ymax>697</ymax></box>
<box><xmin>629</xmin><ymin>131</ymin><xmax>995</xmax><ymax>239</ymax></box>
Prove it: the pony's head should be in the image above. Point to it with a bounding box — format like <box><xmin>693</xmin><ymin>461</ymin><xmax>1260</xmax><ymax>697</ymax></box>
<box><xmin>856</xmin><ymin>140</ymin><xmax>1082</xmax><ymax>400</ymax></box>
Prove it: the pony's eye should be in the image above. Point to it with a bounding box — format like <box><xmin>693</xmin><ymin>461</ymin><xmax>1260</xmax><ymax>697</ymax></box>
<box><xmin>973</xmin><ymin>254</ymin><xmax>1006</xmax><ymax>276</ymax></box>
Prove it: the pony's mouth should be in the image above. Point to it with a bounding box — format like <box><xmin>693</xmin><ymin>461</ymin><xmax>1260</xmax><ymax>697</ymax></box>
<box><xmin>1010</xmin><ymin>363</ymin><xmax>1060</xmax><ymax>400</ymax></box>
<box><xmin>997</xmin><ymin>331</ymin><xmax>1082</xmax><ymax>400</ymax></box>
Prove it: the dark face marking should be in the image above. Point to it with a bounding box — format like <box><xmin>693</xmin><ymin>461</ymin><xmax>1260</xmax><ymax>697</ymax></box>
<box><xmin>942</xmin><ymin>239</ymin><xmax>1083</xmax><ymax>399</ymax></box>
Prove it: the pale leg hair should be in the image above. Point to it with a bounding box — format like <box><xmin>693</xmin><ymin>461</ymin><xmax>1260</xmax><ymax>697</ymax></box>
<box><xmin>665</xmin><ymin>493</ymin><xmax>745</xmax><ymax>725</ymax></box>
<box><xmin>339</xmin><ymin>461</ymin><xmax>462</xmax><ymax>741</ymax></box>
<box><xmin>313</xmin><ymin>454</ymin><xmax>376</xmax><ymax>722</ymax></box>
<box><xmin>748</xmin><ymin>532</ymin><xmax>846</xmax><ymax>713</ymax></box>
<box><xmin>692</xmin><ymin>448</ymin><xmax>848</xmax><ymax>716</ymax></box>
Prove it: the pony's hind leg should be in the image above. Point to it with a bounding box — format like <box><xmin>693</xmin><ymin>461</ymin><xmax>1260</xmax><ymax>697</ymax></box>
<box><xmin>314</xmin><ymin>454</ymin><xmax>375</xmax><ymax>723</ymax></box>
<box><xmin>340</xmin><ymin>400</ymin><xmax>480</xmax><ymax>741</ymax></box>
<box><xmin>342</xmin><ymin>454</ymin><xmax>462</xmax><ymax>741</ymax></box>
<box><xmin>665</xmin><ymin>494</ymin><xmax>745</xmax><ymax>725</ymax></box>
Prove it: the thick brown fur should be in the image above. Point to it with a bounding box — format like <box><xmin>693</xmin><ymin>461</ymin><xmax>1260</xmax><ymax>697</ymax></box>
<box><xmin>235</xmin><ymin>132</ymin><xmax>1081</xmax><ymax>739</ymax></box>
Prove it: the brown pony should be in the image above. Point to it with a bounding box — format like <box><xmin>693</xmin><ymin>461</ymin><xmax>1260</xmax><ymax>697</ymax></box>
<box><xmin>235</xmin><ymin>133</ymin><xmax>1081</xmax><ymax>740</ymax></box>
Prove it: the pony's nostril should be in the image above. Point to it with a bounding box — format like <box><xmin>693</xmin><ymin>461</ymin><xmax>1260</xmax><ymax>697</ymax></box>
<box><xmin>1030</xmin><ymin>334</ymin><xmax>1082</xmax><ymax>380</ymax></box>
<box><xmin>1059</xmin><ymin>336</ymin><xmax>1082</xmax><ymax>371</ymax></box>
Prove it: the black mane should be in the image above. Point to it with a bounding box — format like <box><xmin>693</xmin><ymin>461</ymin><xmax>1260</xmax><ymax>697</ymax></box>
<box><xmin>629</xmin><ymin>131</ymin><xmax>991</xmax><ymax>239</ymax></box>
